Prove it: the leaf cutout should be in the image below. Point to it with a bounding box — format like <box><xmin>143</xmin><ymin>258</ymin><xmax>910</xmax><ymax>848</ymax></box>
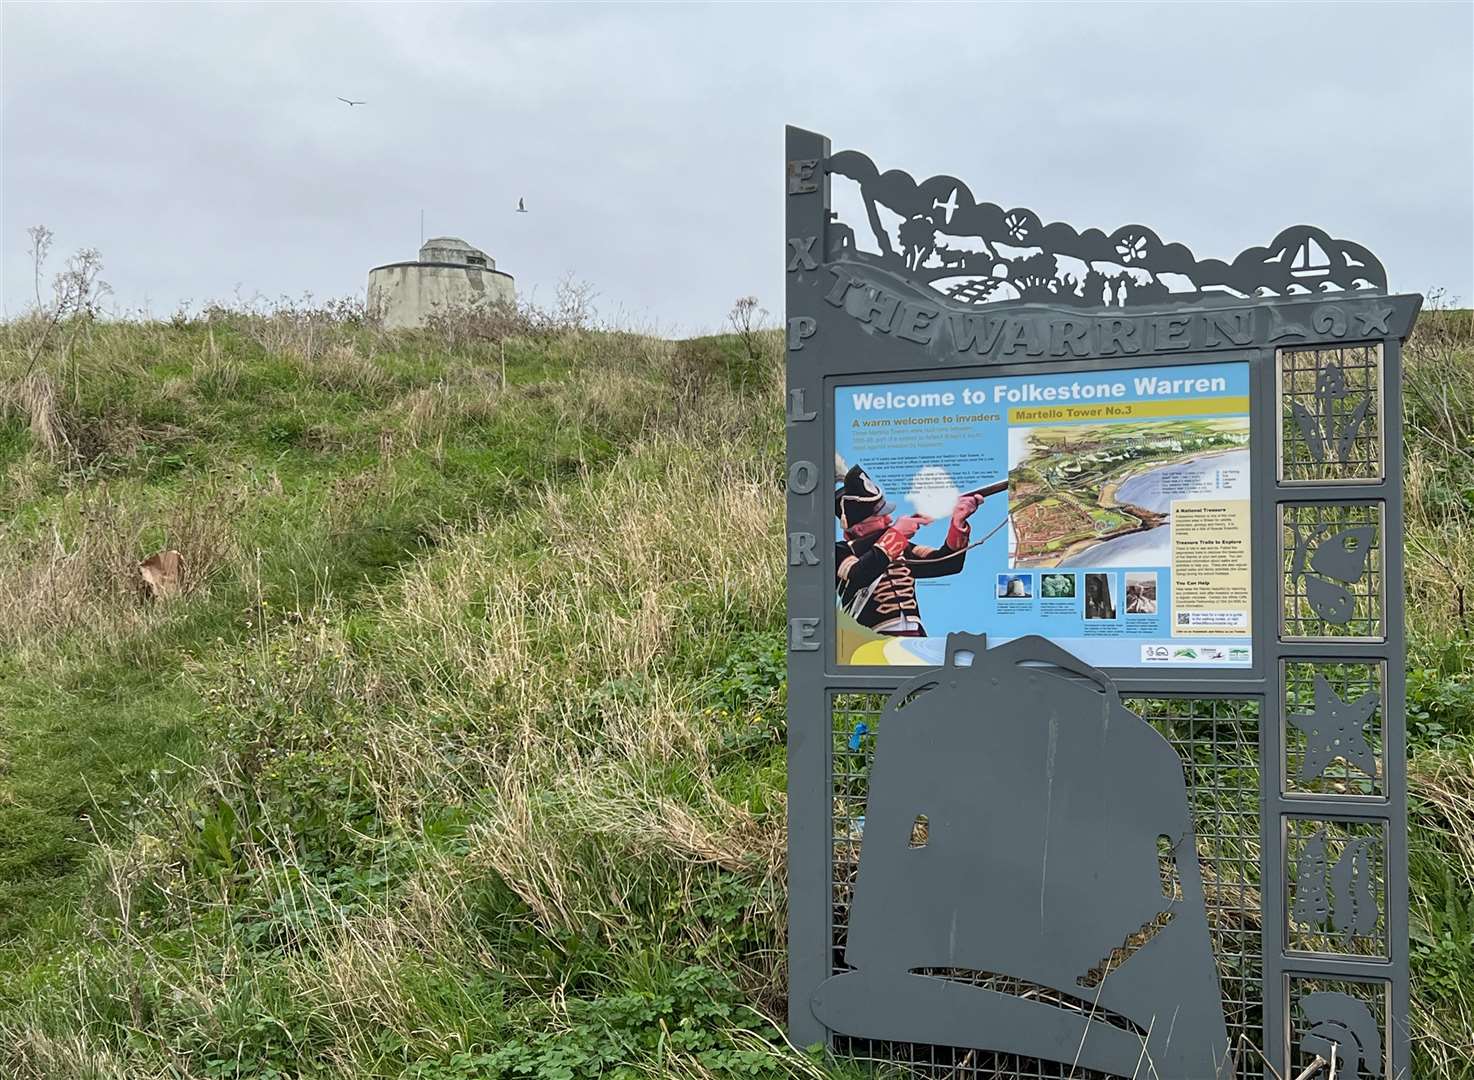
<box><xmin>1330</xmin><ymin>836</ymin><xmax>1379</xmax><ymax>945</ymax></box>
<box><xmin>1293</xmin><ymin>829</ymin><xmax>1331</xmax><ymax>927</ymax></box>
<box><xmin>1350</xmin><ymin>840</ymin><xmax>1378</xmax><ymax>938</ymax></box>
<box><xmin>1334</xmin><ymin>396</ymin><xmax>1372</xmax><ymax>464</ymax></box>
<box><xmin>1291</xmin><ymin>400</ymin><xmax>1326</xmax><ymax>463</ymax></box>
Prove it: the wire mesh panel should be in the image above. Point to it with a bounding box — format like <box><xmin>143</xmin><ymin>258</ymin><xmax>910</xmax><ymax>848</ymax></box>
<box><xmin>1284</xmin><ymin>817</ymin><xmax>1389</xmax><ymax>960</ymax></box>
<box><xmin>830</xmin><ymin>693</ymin><xmax>1264</xmax><ymax>1077</ymax></box>
<box><xmin>1282</xmin><ymin>660</ymin><xmax>1385</xmax><ymax>799</ymax></box>
<box><xmin>1285</xmin><ymin>976</ymin><xmax>1391</xmax><ymax>1080</ymax></box>
<box><xmin>829</xmin><ymin>1037</ymin><xmax>1122</xmax><ymax>1080</ymax></box>
<box><xmin>832</xmin><ymin>693</ymin><xmax>885</xmax><ymax>977</ymax></box>
<box><xmin>1126</xmin><ymin>696</ymin><xmax>1265</xmax><ymax>1060</ymax></box>
<box><xmin>1277</xmin><ymin>345</ymin><xmax>1384</xmax><ymax>484</ymax></box>
<box><xmin>1279</xmin><ymin>502</ymin><xmax>1385</xmax><ymax>641</ymax></box>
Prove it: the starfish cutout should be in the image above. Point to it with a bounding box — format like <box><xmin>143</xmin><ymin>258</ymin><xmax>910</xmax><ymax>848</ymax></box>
<box><xmin>1355</xmin><ymin>304</ymin><xmax>1393</xmax><ymax>335</ymax></box>
<box><xmin>1291</xmin><ymin>674</ymin><xmax>1378</xmax><ymax>781</ymax></box>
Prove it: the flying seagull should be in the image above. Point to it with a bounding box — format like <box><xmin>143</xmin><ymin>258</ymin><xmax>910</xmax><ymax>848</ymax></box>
<box><xmin>337</xmin><ymin>97</ymin><xmax>366</xmax><ymax>106</ymax></box>
<box><xmin>516</xmin><ymin>198</ymin><xmax>528</xmax><ymax>213</ymax></box>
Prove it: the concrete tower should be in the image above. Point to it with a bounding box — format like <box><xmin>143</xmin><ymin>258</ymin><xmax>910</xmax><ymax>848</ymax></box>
<box><xmin>367</xmin><ymin>237</ymin><xmax>516</xmax><ymax>330</ymax></box>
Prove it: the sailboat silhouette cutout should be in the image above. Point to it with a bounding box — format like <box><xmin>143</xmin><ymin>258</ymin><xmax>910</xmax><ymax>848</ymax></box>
<box><xmin>812</xmin><ymin>634</ymin><xmax>1230</xmax><ymax>1078</ymax></box>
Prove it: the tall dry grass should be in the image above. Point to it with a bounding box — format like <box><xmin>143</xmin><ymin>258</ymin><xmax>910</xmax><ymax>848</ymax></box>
<box><xmin>1</xmin><ymin>309</ymin><xmax>797</xmax><ymax>1077</ymax></box>
<box><xmin>1</xmin><ymin>302</ymin><xmax>1470</xmax><ymax>1078</ymax></box>
<box><xmin>1404</xmin><ymin>306</ymin><xmax>1474</xmax><ymax>642</ymax></box>
<box><xmin>0</xmin><ymin>483</ymin><xmax>243</xmax><ymax>657</ymax></box>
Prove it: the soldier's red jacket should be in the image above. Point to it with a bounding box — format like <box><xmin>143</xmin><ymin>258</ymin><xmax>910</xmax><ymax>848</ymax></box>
<box><xmin>835</xmin><ymin>518</ymin><xmax>970</xmax><ymax>636</ymax></box>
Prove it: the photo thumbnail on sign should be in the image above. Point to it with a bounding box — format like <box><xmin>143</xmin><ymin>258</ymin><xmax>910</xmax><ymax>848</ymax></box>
<box><xmin>997</xmin><ymin>573</ymin><xmax>1033</xmax><ymax>599</ymax></box>
<box><xmin>834</xmin><ymin>361</ymin><xmax>1253</xmax><ymax>668</ymax></box>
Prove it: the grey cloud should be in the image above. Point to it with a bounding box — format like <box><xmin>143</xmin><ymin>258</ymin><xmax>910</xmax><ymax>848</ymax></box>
<box><xmin>3</xmin><ymin>2</ymin><xmax>1470</xmax><ymax>328</ymax></box>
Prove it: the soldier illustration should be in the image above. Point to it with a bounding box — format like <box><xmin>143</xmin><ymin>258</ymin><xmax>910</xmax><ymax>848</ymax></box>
<box><xmin>835</xmin><ymin>464</ymin><xmax>983</xmax><ymax>636</ymax></box>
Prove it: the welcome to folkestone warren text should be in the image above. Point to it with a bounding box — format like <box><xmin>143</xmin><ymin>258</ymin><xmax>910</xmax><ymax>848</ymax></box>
<box><xmin>849</xmin><ymin>373</ymin><xmax>1229</xmax><ymax>412</ymax></box>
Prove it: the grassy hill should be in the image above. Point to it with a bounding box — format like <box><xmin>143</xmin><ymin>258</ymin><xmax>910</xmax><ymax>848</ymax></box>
<box><xmin>0</xmin><ymin>301</ymin><xmax>1470</xmax><ymax>1078</ymax></box>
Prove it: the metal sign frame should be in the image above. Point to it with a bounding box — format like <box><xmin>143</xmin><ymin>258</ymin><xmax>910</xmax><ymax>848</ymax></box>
<box><xmin>785</xmin><ymin>125</ymin><xmax>1420</xmax><ymax>1079</ymax></box>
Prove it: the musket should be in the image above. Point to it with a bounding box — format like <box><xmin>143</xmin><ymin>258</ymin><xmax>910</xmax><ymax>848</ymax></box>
<box><xmin>896</xmin><ymin>479</ymin><xmax>1026</xmax><ymax>564</ymax></box>
<box><xmin>961</xmin><ymin>480</ymin><xmax>1009</xmax><ymax>500</ymax></box>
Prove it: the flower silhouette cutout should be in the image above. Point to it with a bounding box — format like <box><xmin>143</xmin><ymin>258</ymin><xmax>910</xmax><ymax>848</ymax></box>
<box><xmin>1003</xmin><ymin>211</ymin><xmax>1036</xmax><ymax>242</ymax></box>
<box><xmin>1116</xmin><ymin>233</ymin><xmax>1149</xmax><ymax>263</ymax></box>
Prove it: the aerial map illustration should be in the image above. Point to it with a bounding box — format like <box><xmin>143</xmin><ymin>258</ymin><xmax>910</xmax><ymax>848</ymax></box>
<box><xmin>1007</xmin><ymin>418</ymin><xmax>1250</xmax><ymax>568</ymax></box>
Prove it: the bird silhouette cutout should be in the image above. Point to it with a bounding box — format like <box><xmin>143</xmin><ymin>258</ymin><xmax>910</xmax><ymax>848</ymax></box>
<box><xmin>337</xmin><ymin>97</ymin><xmax>366</xmax><ymax>107</ymax></box>
<box><xmin>1290</xmin><ymin>674</ymin><xmax>1378</xmax><ymax>781</ymax></box>
<box><xmin>811</xmin><ymin>633</ymin><xmax>1230</xmax><ymax>1078</ymax></box>
<box><xmin>517</xmin><ymin>198</ymin><xmax>528</xmax><ymax>213</ymax></box>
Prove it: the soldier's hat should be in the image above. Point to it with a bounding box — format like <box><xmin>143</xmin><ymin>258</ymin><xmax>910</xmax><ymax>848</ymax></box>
<box><xmin>836</xmin><ymin>465</ymin><xmax>895</xmax><ymax>530</ymax></box>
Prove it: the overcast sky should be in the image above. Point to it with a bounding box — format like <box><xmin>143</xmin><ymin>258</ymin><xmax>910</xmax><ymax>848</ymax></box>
<box><xmin>4</xmin><ymin>2</ymin><xmax>1471</xmax><ymax>332</ymax></box>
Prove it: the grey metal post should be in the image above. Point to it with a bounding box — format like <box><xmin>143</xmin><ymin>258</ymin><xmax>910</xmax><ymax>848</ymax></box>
<box><xmin>785</xmin><ymin>125</ymin><xmax>832</xmax><ymax>1047</ymax></box>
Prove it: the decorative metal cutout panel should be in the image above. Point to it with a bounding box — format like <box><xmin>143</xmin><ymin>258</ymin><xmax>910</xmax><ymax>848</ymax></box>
<box><xmin>784</xmin><ymin>126</ymin><xmax>1418</xmax><ymax>1079</ymax></box>
<box><xmin>1280</xmin><ymin>502</ymin><xmax>1385</xmax><ymax>640</ymax></box>
<box><xmin>834</xmin><ymin>691</ymin><xmax>1267</xmax><ymax>1072</ymax></box>
<box><xmin>1283</xmin><ymin>661</ymin><xmax>1386</xmax><ymax>799</ymax></box>
<box><xmin>814</xmin><ymin>637</ymin><xmax>1229</xmax><ymax>1079</ymax></box>
<box><xmin>1277</xmin><ymin>345</ymin><xmax>1385</xmax><ymax>484</ymax></box>
<box><xmin>1286</xmin><ymin>977</ymin><xmax>1391</xmax><ymax>1080</ymax></box>
<box><xmin>1286</xmin><ymin>818</ymin><xmax>1389</xmax><ymax>959</ymax></box>
<box><xmin>825</xmin><ymin>152</ymin><xmax>1388</xmax><ymax>311</ymax></box>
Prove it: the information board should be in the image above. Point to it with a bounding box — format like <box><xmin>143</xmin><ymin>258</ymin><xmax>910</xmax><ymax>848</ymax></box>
<box><xmin>784</xmin><ymin>124</ymin><xmax>1422</xmax><ymax>1080</ymax></box>
<box><xmin>835</xmin><ymin>361</ymin><xmax>1253</xmax><ymax>668</ymax></box>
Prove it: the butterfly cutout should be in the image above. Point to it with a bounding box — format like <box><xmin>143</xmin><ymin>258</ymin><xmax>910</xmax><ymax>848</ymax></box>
<box><xmin>1290</xmin><ymin>523</ymin><xmax>1376</xmax><ymax>626</ymax></box>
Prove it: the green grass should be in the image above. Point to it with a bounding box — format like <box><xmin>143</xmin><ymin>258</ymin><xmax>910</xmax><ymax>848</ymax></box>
<box><xmin>0</xmin><ymin>302</ymin><xmax>1470</xmax><ymax>1078</ymax></box>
